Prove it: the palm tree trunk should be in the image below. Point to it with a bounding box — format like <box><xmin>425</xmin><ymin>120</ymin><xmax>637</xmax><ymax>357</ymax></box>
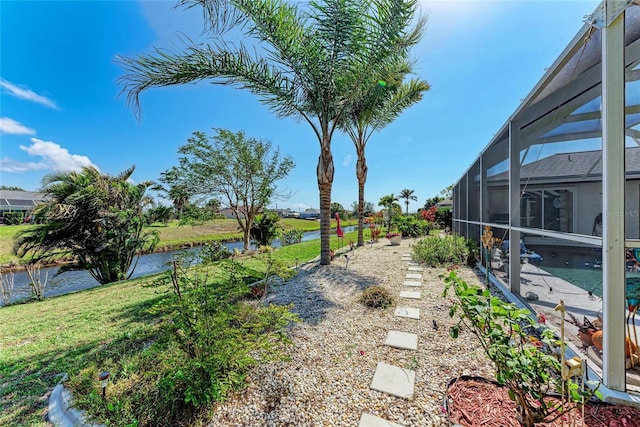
<box><xmin>356</xmin><ymin>150</ymin><xmax>367</xmax><ymax>247</ymax></box>
<box><xmin>318</xmin><ymin>136</ymin><xmax>334</xmax><ymax>265</ymax></box>
<box><xmin>405</xmin><ymin>200</ymin><xmax>409</xmax><ymax>215</ymax></box>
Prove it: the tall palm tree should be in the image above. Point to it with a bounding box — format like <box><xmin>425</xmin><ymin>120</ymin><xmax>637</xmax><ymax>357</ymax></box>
<box><xmin>399</xmin><ymin>188</ymin><xmax>417</xmax><ymax>215</ymax></box>
<box><xmin>117</xmin><ymin>0</ymin><xmax>423</xmax><ymax>265</ymax></box>
<box><xmin>342</xmin><ymin>66</ymin><xmax>429</xmax><ymax>246</ymax></box>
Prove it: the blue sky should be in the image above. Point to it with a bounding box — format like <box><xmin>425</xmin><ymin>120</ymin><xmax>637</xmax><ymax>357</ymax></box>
<box><xmin>0</xmin><ymin>0</ymin><xmax>600</xmax><ymax>213</ymax></box>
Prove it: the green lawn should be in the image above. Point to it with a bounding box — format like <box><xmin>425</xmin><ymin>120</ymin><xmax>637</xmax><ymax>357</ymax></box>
<box><xmin>0</xmin><ymin>230</ymin><xmax>358</xmax><ymax>426</ymax></box>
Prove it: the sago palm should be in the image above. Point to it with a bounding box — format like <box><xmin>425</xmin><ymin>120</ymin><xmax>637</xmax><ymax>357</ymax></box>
<box><xmin>117</xmin><ymin>0</ymin><xmax>423</xmax><ymax>264</ymax></box>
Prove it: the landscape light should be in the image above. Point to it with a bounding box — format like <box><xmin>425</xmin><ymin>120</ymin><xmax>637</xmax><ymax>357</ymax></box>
<box><xmin>98</xmin><ymin>371</ymin><xmax>110</xmax><ymax>399</ymax></box>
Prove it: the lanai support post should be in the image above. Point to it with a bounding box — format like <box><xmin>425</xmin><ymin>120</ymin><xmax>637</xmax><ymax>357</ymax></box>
<box><xmin>601</xmin><ymin>0</ymin><xmax>626</xmax><ymax>391</ymax></box>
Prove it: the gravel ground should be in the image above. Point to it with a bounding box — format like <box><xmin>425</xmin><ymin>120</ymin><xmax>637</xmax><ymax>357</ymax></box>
<box><xmin>206</xmin><ymin>237</ymin><xmax>495</xmax><ymax>427</ymax></box>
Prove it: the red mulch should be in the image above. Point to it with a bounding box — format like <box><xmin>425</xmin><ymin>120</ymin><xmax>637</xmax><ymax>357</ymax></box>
<box><xmin>446</xmin><ymin>377</ymin><xmax>640</xmax><ymax>427</ymax></box>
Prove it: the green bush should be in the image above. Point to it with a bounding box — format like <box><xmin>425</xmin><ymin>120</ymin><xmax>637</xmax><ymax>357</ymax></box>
<box><xmin>392</xmin><ymin>216</ymin><xmax>431</xmax><ymax>237</ymax></box>
<box><xmin>412</xmin><ymin>235</ymin><xmax>468</xmax><ymax>267</ymax></box>
<box><xmin>279</xmin><ymin>228</ymin><xmax>304</xmax><ymax>246</ymax></box>
<box><xmin>250</xmin><ymin>211</ymin><xmax>281</xmax><ymax>246</ymax></box>
<box><xmin>443</xmin><ymin>271</ymin><xmax>601</xmax><ymax>426</ymax></box>
<box><xmin>3</xmin><ymin>212</ymin><xmax>24</xmax><ymax>225</ymax></box>
<box><xmin>69</xmin><ymin>258</ymin><xmax>298</xmax><ymax>426</ymax></box>
<box><xmin>359</xmin><ymin>285</ymin><xmax>393</xmax><ymax>308</ymax></box>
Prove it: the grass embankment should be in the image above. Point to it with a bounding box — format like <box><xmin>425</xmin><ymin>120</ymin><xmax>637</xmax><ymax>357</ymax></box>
<box><xmin>0</xmin><ymin>230</ymin><xmax>358</xmax><ymax>427</ymax></box>
<box><xmin>0</xmin><ymin>218</ymin><xmax>356</xmax><ymax>267</ymax></box>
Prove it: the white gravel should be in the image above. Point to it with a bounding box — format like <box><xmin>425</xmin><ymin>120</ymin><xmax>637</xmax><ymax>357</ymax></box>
<box><xmin>206</xmin><ymin>237</ymin><xmax>495</xmax><ymax>427</ymax></box>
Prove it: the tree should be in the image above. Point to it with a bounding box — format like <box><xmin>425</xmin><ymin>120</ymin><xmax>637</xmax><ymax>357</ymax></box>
<box><xmin>440</xmin><ymin>183</ymin><xmax>455</xmax><ymax>199</ymax></box>
<box><xmin>424</xmin><ymin>195</ymin><xmax>444</xmax><ymax>209</ymax></box>
<box><xmin>0</xmin><ymin>185</ymin><xmax>25</xmax><ymax>191</ymax></box>
<box><xmin>117</xmin><ymin>0</ymin><xmax>423</xmax><ymax>265</ymax></box>
<box><xmin>351</xmin><ymin>200</ymin><xmax>375</xmax><ymax>217</ymax></box>
<box><xmin>341</xmin><ymin>61</ymin><xmax>429</xmax><ymax>246</ymax></box>
<box><xmin>155</xmin><ymin>168</ymin><xmax>194</xmax><ymax>219</ymax></box>
<box><xmin>14</xmin><ymin>166</ymin><xmax>158</xmax><ymax>284</ymax></box>
<box><xmin>378</xmin><ymin>193</ymin><xmax>401</xmax><ymax>230</ymax></box>
<box><xmin>330</xmin><ymin>202</ymin><xmax>347</xmax><ymax>219</ymax></box>
<box><xmin>166</xmin><ymin>129</ymin><xmax>293</xmax><ymax>252</ymax></box>
<box><xmin>399</xmin><ymin>188</ymin><xmax>418</xmax><ymax>215</ymax></box>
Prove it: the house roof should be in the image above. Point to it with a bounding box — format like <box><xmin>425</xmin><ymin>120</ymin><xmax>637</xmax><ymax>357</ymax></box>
<box><xmin>489</xmin><ymin>146</ymin><xmax>640</xmax><ymax>185</ymax></box>
<box><xmin>0</xmin><ymin>190</ymin><xmax>46</xmax><ymax>211</ymax></box>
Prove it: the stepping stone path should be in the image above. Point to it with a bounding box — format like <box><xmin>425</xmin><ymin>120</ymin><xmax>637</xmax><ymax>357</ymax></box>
<box><xmin>403</xmin><ymin>280</ymin><xmax>422</xmax><ymax>287</ymax></box>
<box><xmin>363</xmin><ymin>251</ymin><xmax>425</xmax><ymax>426</ymax></box>
<box><xmin>399</xmin><ymin>290</ymin><xmax>421</xmax><ymax>299</ymax></box>
<box><xmin>384</xmin><ymin>330</ymin><xmax>418</xmax><ymax>350</ymax></box>
<box><xmin>359</xmin><ymin>412</ymin><xmax>406</xmax><ymax>427</ymax></box>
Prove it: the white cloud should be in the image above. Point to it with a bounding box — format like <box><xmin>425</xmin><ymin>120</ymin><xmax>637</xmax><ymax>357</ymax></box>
<box><xmin>0</xmin><ymin>79</ymin><xmax>59</xmax><ymax>110</ymax></box>
<box><xmin>0</xmin><ymin>117</ymin><xmax>36</xmax><ymax>135</ymax></box>
<box><xmin>343</xmin><ymin>154</ymin><xmax>352</xmax><ymax>167</ymax></box>
<box><xmin>0</xmin><ymin>138</ymin><xmax>97</xmax><ymax>173</ymax></box>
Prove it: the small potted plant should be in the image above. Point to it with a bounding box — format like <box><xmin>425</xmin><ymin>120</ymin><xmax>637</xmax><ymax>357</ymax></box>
<box><xmin>385</xmin><ymin>231</ymin><xmax>402</xmax><ymax>246</ymax></box>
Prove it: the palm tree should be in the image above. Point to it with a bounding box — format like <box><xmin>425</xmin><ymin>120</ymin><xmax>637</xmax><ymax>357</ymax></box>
<box><xmin>341</xmin><ymin>59</ymin><xmax>429</xmax><ymax>246</ymax></box>
<box><xmin>399</xmin><ymin>188</ymin><xmax>417</xmax><ymax>215</ymax></box>
<box><xmin>379</xmin><ymin>193</ymin><xmax>400</xmax><ymax>230</ymax></box>
<box><xmin>117</xmin><ymin>0</ymin><xmax>423</xmax><ymax>265</ymax></box>
<box><xmin>14</xmin><ymin>166</ymin><xmax>158</xmax><ymax>284</ymax></box>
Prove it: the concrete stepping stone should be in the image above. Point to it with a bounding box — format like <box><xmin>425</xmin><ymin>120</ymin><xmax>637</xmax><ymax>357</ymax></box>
<box><xmin>407</xmin><ymin>266</ymin><xmax>423</xmax><ymax>272</ymax></box>
<box><xmin>394</xmin><ymin>306</ymin><xmax>420</xmax><ymax>319</ymax></box>
<box><xmin>359</xmin><ymin>413</ymin><xmax>405</xmax><ymax>427</ymax></box>
<box><xmin>399</xmin><ymin>290</ymin><xmax>421</xmax><ymax>299</ymax></box>
<box><xmin>384</xmin><ymin>330</ymin><xmax>418</xmax><ymax>350</ymax></box>
<box><xmin>405</xmin><ymin>273</ymin><xmax>422</xmax><ymax>280</ymax></box>
<box><xmin>370</xmin><ymin>362</ymin><xmax>415</xmax><ymax>398</ymax></box>
<box><xmin>403</xmin><ymin>280</ymin><xmax>422</xmax><ymax>287</ymax></box>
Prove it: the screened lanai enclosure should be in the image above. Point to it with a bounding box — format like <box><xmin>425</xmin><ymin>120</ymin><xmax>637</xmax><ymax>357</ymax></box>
<box><xmin>452</xmin><ymin>1</ymin><xmax>640</xmax><ymax>400</ymax></box>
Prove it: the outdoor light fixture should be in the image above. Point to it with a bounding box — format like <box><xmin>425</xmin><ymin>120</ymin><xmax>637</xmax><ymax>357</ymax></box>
<box><xmin>98</xmin><ymin>371</ymin><xmax>110</xmax><ymax>399</ymax></box>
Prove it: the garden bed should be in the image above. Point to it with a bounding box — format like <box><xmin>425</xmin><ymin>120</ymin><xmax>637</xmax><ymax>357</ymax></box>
<box><xmin>446</xmin><ymin>376</ymin><xmax>640</xmax><ymax>427</ymax></box>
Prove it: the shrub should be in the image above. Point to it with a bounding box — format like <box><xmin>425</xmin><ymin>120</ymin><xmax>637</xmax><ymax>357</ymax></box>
<box><xmin>69</xmin><ymin>258</ymin><xmax>298</xmax><ymax>426</ymax></box>
<box><xmin>279</xmin><ymin>228</ymin><xmax>304</xmax><ymax>246</ymax></box>
<box><xmin>443</xmin><ymin>271</ymin><xmax>601</xmax><ymax>426</ymax></box>
<box><xmin>250</xmin><ymin>211</ymin><xmax>281</xmax><ymax>246</ymax></box>
<box><xmin>198</xmin><ymin>241</ymin><xmax>231</xmax><ymax>263</ymax></box>
<box><xmin>3</xmin><ymin>211</ymin><xmax>24</xmax><ymax>225</ymax></box>
<box><xmin>359</xmin><ymin>285</ymin><xmax>393</xmax><ymax>308</ymax></box>
<box><xmin>393</xmin><ymin>216</ymin><xmax>431</xmax><ymax>237</ymax></box>
<box><xmin>412</xmin><ymin>235</ymin><xmax>468</xmax><ymax>267</ymax></box>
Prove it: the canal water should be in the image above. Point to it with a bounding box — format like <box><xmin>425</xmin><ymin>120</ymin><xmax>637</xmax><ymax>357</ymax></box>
<box><xmin>1</xmin><ymin>226</ymin><xmax>356</xmax><ymax>305</ymax></box>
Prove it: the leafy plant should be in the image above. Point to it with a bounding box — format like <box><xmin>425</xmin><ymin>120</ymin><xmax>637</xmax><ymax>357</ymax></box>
<box><xmin>393</xmin><ymin>215</ymin><xmax>431</xmax><ymax>237</ymax></box>
<box><xmin>443</xmin><ymin>271</ymin><xmax>601</xmax><ymax>426</ymax></box>
<box><xmin>3</xmin><ymin>211</ymin><xmax>24</xmax><ymax>225</ymax></box>
<box><xmin>359</xmin><ymin>285</ymin><xmax>393</xmax><ymax>308</ymax></box>
<box><xmin>412</xmin><ymin>235</ymin><xmax>468</xmax><ymax>267</ymax></box>
<box><xmin>250</xmin><ymin>211</ymin><xmax>282</xmax><ymax>247</ymax></box>
<box><xmin>14</xmin><ymin>166</ymin><xmax>158</xmax><ymax>284</ymax></box>
<box><xmin>279</xmin><ymin>228</ymin><xmax>304</xmax><ymax>246</ymax></box>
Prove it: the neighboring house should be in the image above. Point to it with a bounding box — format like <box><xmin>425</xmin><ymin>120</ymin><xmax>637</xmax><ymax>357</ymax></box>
<box><xmin>0</xmin><ymin>190</ymin><xmax>45</xmax><ymax>222</ymax></box>
<box><xmin>299</xmin><ymin>208</ymin><xmax>321</xmax><ymax>220</ymax></box>
<box><xmin>435</xmin><ymin>199</ymin><xmax>452</xmax><ymax>209</ymax></box>
<box><xmin>270</xmin><ymin>208</ymin><xmax>300</xmax><ymax>218</ymax></box>
<box><xmin>486</xmin><ymin>146</ymin><xmax>640</xmax><ymax>238</ymax></box>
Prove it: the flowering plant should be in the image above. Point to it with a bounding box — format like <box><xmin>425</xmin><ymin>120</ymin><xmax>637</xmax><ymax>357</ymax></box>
<box><xmin>385</xmin><ymin>232</ymin><xmax>401</xmax><ymax>239</ymax></box>
<box><xmin>421</xmin><ymin>206</ymin><xmax>438</xmax><ymax>222</ymax></box>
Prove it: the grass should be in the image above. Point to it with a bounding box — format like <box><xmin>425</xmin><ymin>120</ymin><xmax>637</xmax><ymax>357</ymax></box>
<box><xmin>0</xmin><ymin>230</ymin><xmax>358</xmax><ymax>427</ymax></box>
